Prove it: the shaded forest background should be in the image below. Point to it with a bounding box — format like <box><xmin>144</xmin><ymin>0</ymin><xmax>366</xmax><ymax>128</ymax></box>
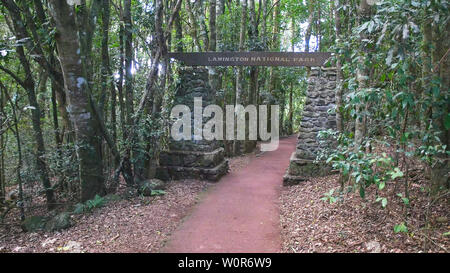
<box><xmin>0</xmin><ymin>0</ymin><xmax>448</xmax><ymax>241</ymax></box>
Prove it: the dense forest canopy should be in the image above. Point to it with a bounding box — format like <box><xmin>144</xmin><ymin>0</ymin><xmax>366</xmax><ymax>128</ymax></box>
<box><xmin>0</xmin><ymin>0</ymin><xmax>448</xmax><ymax>235</ymax></box>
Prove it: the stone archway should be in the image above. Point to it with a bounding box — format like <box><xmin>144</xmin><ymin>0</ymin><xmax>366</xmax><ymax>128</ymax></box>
<box><xmin>157</xmin><ymin>52</ymin><xmax>333</xmax><ymax>182</ymax></box>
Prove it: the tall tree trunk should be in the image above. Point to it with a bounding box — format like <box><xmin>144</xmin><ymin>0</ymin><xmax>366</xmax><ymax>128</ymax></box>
<box><xmin>316</xmin><ymin>3</ymin><xmax>322</xmax><ymax>51</ymax></box>
<box><xmin>101</xmin><ymin>0</ymin><xmax>118</xmax><ymax>172</ymax></box>
<box><xmin>140</xmin><ymin>0</ymin><xmax>165</xmax><ymax>180</ymax></box>
<box><xmin>9</xmin><ymin>90</ymin><xmax>25</xmax><ymax>221</ymax></box>
<box><xmin>4</xmin><ymin>1</ymin><xmax>56</xmax><ymax>209</ymax></box>
<box><xmin>262</xmin><ymin>0</ymin><xmax>268</xmax><ymax>47</ymax></box>
<box><xmin>122</xmin><ymin>0</ymin><xmax>135</xmax><ymax>186</ymax></box>
<box><xmin>334</xmin><ymin>0</ymin><xmax>344</xmax><ymax>132</ymax></box>
<box><xmin>117</xmin><ymin>6</ymin><xmax>127</xmax><ymax>142</ymax></box>
<box><xmin>268</xmin><ymin>0</ymin><xmax>280</xmax><ymax>134</ymax></box>
<box><xmin>288</xmin><ymin>17</ymin><xmax>295</xmax><ymax>135</ymax></box>
<box><xmin>208</xmin><ymin>0</ymin><xmax>217</xmax><ymax>52</ymax></box>
<box><xmin>245</xmin><ymin>0</ymin><xmax>258</xmax><ymax>152</ymax></box>
<box><xmin>48</xmin><ymin>0</ymin><xmax>105</xmax><ymax>202</ymax></box>
<box><xmin>185</xmin><ymin>0</ymin><xmax>202</xmax><ymax>51</ymax></box>
<box><xmin>0</xmin><ymin>89</ymin><xmax>4</xmax><ymax>204</ymax></box>
<box><xmin>248</xmin><ymin>0</ymin><xmax>258</xmax><ymax>106</ymax></box>
<box><xmin>197</xmin><ymin>0</ymin><xmax>210</xmax><ymax>51</ymax></box>
<box><xmin>234</xmin><ymin>0</ymin><xmax>248</xmax><ymax>155</ymax></box>
<box><xmin>217</xmin><ymin>0</ymin><xmax>225</xmax><ymax>50</ymax></box>
<box><xmin>174</xmin><ymin>7</ymin><xmax>183</xmax><ymax>52</ymax></box>
<box><xmin>430</xmin><ymin>5</ymin><xmax>450</xmax><ymax>192</ymax></box>
<box><xmin>51</xmin><ymin>79</ymin><xmax>62</xmax><ymax>171</ymax></box>
<box><xmin>50</xmin><ymin>55</ymin><xmax>73</xmax><ymax>143</ymax></box>
<box><xmin>421</xmin><ymin>10</ymin><xmax>433</xmax><ymax>132</ymax></box>
<box><xmin>305</xmin><ymin>0</ymin><xmax>314</xmax><ymax>53</ymax></box>
<box><xmin>354</xmin><ymin>0</ymin><xmax>371</xmax><ymax>148</ymax></box>
<box><xmin>100</xmin><ymin>0</ymin><xmax>111</xmax><ymax>121</ymax></box>
<box><xmin>305</xmin><ymin>0</ymin><xmax>314</xmax><ymax>75</ymax></box>
<box><xmin>208</xmin><ymin>0</ymin><xmax>220</xmax><ymax>97</ymax></box>
<box><xmin>37</xmin><ymin>70</ymin><xmax>48</xmax><ymax>118</ymax></box>
<box><xmin>124</xmin><ymin>0</ymin><xmax>134</xmax><ymax>132</ymax></box>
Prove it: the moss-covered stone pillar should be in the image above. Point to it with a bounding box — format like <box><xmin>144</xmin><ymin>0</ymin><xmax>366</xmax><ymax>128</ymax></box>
<box><xmin>156</xmin><ymin>67</ymin><xmax>228</xmax><ymax>181</ymax></box>
<box><xmin>283</xmin><ymin>67</ymin><xmax>337</xmax><ymax>185</ymax></box>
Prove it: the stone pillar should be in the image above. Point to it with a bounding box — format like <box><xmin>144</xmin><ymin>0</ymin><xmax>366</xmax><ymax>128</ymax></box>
<box><xmin>283</xmin><ymin>67</ymin><xmax>337</xmax><ymax>185</ymax></box>
<box><xmin>156</xmin><ymin>67</ymin><xmax>228</xmax><ymax>181</ymax></box>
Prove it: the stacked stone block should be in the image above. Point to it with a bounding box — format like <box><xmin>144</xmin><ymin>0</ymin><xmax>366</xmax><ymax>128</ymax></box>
<box><xmin>283</xmin><ymin>67</ymin><xmax>337</xmax><ymax>185</ymax></box>
<box><xmin>156</xmin><ymin>67</ymin><xmax>228</xmax><ymax>181</ymax></box>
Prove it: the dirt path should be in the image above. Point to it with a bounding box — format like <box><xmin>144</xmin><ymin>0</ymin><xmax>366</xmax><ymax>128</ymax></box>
<box><xmin>162</xmin><ymin>136</ymin><xmax>297</xmax><ymax>253</ymax></box>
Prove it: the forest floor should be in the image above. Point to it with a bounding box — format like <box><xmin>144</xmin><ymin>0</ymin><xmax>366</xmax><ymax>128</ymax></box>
<box><xmin>0</xmin><ymin>151</ymin><xmax>257</xmax><ymax>253</ymax></box>
<box><xmin>281</xmin><ymin>173</ymin><xmax>449</xmax><ymax>253</ymax></box>
<box><xmin>0</xmin><ymin>138</ymin><xmax>448</xmax><ymax>253</ymax></box>
<box><xmin>0</xmin><ymin>180</ymin><xmax>209</xmax><ymax>252</ymax></box>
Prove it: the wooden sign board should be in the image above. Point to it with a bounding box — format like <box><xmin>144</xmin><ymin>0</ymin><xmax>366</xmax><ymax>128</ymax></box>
<box><xmin>167</xmin><ymin>52</ymin><xmax>331</xmax><ymax>67</ymax></box>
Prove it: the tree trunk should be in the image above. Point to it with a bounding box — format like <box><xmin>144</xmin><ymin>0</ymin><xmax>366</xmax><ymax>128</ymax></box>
<box><xmin>234</xmin><ymin>0</ymin><xmax>248</xmax><ymax>155</ymax></box>
<box><xmin>185</xmin><ymin>0</ymin><xmax>202</xmax><ymax>51</ymax></box>
<box><xmin>124</xmin><ymin>0</ymin><xmax>134</xmax><ymax>132</ymax></box>
<box><xmin>305</xmin><ymin>0</ymin><xmax>314</xmax><ymax>75</ymax></box>
<box><xmin>100</xmin><ymin>0</ymin><xmax>111</xmax><ymax>121</ymax></box>
<box><xmin>354</xmin><ymin>0</ymin><xmax>371</xmax><ymax>148</ymax></box>
<box><xmin>421</xmin><ymin>12</ymin><xmax>432</xmax><ymax>132</ymax></box>
<box><xmin>288</xmin><ymin>17</ymin><xmax>295</xmax><ymax>135</ymax></box>
<box><xmin>268</xmin><ymin>0</ymin><xmax>280</xmax><ymax>134</ymax></box>
<box><xmin>122</xmin><ymin>0</ymin><xmax>135</xmax><ymax>186</ymax></box>
<box><xmin>305</xmin><ymin>0</ymin><xmax>314</xmax><ymax>53</ymax></box>
<box><xmin>4</xmin><ymin>1</ymin><xmax>56</xmax><ymax>209</ymax></box>
<box><xmin>0</xmin><ymin>90</ymin><xmax>4</xmax><ymax>204</ymax></box>
<box><xmin>48</xmin><ymin>0</ymin><xmax>105</xmax><ymax>202</ymax></box>
<box><xmin>334</xmin><ymin>0</ymin><xmax>344</xmax><ymax>132</ymax></box>
<box><xmin>174</xmin><ymin>7</ymin><xmax>183</xmax><ymax>52</ymax></box>
<box><xmin>430</xmin><ymin>6</ymin><xmax>450</xmax><ymax>192</ymax></box>
<box><xmin>208</xmin><ymin>0</ymin><xmax>220</xmax><ymax>97</ymax></box>
<box><xmin>245</xmin><ymin>0</ymin><xmax>258</xmax><ymax>152</ymax></box>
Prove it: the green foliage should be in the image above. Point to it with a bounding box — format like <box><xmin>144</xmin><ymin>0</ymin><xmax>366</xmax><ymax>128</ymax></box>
<box><xmin>72</xmin><ymin>203</ymin><xmax>86</xmax><ymax>215</ymax></box>
<box><xmin>376</xmin><ymin>197</ymin><xmax>388</xmax><ymax>208</ymax></box>
<box><xmin>150</xmin><ymin>189</ymin><xmax>166</xmax><ymax>196</ymax></box>
<box><xmin>321</xmin><ymin>188</ymin><xmax>337</xmax><ymax>204</ymax></box>
<box><xmin>318</xmin><ymin>1</ymin><xmax>449</xmax><ymax>231</ymax></box>
<box><xmin>396</xmin><ymin>193</ymin><xmax>409</xmax><ymax>206</ymax></box>
<box><xmin>86</xmin><ymin>194</ymin><xmax>106</xmax><ymax>210</ymax></box>
<box><xmin>394</xmin><ymin>222</ymin><xmax>408</xmax><ymax>233</ymax></box>
<box><xmin>320</xmin><ymin>131</ymin><xmax>400</xmax><ymax>198</ymax></box>
<box><xmin>72</xmin><ymin>195</ymin><xmax>105</xmax><ymax>214</ymax></box>
<box><xmin>388</xmin><ymin>168</ymin><xmax>404</xmax><ymax>180</ymax></box>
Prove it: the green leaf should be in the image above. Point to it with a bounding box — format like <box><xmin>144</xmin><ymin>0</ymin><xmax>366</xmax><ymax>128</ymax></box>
<box><xmin>394</xmin><ymin>222</ymin><xmax>408</xmax><ymax>233</ymax></box>
<box><xmin>150</xmin><ymin>190</ymin><xmax>166</xmax><ymax>196</ymax></box>
<box><xmin>411</xmin><ymin>1</ymin><xmax>420</xmax><ymax>7</ymax></box>
<box><xmin>73</xmin><ymin>203</ymin><xmax>85</xmax><ymax>214</ymax></box>
<box><xmin>444</xmin><ymin>113</ymin><xmax>450</xmax><ymax>130</ymax></box>
<box><xmin>376</xmin><ymin>197</ymin><xmax>388</xmax><ymax>208</ymax></box>
<box><xmin>356</xmin><ymin>174</ymin><xmax>361</xmax><ymax>184</ymax></box>
<box><xmin>359</xmin><ymin>186</ymin><xmax>365</xmax><ymax>198</ymax></box>
<box><xmin>390</xmin><ymin>167</ymin><xmax>404</xmax><ymax>180</ymax></box>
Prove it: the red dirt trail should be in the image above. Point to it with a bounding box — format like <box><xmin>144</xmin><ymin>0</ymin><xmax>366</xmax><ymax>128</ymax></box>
<box><xmin>162</xmin><ymin>135</ymin><xmax>297</xmax><ymax>253</ymax></box>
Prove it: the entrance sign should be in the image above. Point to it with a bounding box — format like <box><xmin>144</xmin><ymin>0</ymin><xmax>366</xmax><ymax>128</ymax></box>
<box><xmin>167</xmin><ymin>52</ymin><xmax>331</xmax><ymax>67</ymax></box>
